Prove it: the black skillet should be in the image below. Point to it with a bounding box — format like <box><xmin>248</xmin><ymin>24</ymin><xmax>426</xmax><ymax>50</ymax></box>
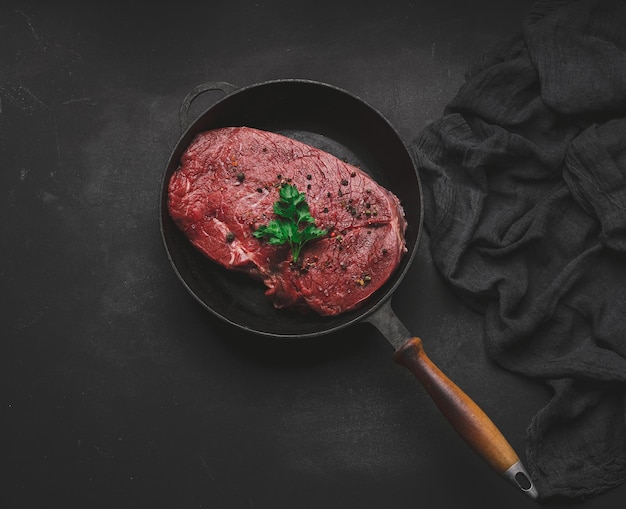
<box><xmin>159</xmin><ymin>79</ymin><xmax>537</xmax><ymax>499</ymax></box>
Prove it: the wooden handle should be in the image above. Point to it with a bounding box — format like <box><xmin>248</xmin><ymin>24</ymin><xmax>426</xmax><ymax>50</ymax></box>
<box><xmin>393</xmin><ymin>337</ymin><xmax>538</xmax><ymax>499</ymax></box>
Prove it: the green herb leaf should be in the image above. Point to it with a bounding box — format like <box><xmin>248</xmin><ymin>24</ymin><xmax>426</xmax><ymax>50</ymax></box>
<box><xmin>253</xmin><ymin>183</ymin><xmax>328</xmax><ymax>263</ymax></box>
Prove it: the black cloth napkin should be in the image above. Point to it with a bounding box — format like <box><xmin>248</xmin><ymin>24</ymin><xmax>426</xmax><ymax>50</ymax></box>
<box><xmin>413</xmin><ymin>0</ymin><xmax>626</xmax><ymax>500</ymax></box>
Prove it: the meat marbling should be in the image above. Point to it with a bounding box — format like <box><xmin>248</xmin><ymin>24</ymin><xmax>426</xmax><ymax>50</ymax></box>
<box><xmin>167</xmin><ymin>126</ymin><xmax>407</xmax><ymax>316</ymax></box>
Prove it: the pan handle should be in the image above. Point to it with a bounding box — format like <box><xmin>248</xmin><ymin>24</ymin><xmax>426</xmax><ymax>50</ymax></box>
<box><xmin>179</xmin><ymin>81</ymin><xmax>238</xmax><ymax>130</ymax></box>
<box><xmin>366</xmin><ymin>301</ymin><xmax>538</xmax><ymax>499</ymax></box>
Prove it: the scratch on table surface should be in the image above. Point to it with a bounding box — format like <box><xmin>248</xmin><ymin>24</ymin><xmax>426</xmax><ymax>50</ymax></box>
<box><xmin>16</xmin><ymin>8</ymin><xmax>46</xmax><ymax>48</ymax></box>
<box><xmin>13</xmin><ymin>305</ymin><xmax>48</xmax><ymax>331</ymax></box>
<box><xmin>92</xmin><ymin>444</ymin><xmax>114</xmax><ymax>459</ymax></box>
<box><xmin>0</xmin><ymin>84</ymin><xmax>48</xmax><ymax>112</ymax></box>
<box><xmin>197</xmin><ymin>454</ymin><xmax>215</xmax><ymax>480</ymax></box>
<box><xmin>53</xmin><ymin>112</ymin><xmax>61</xmax><ymax>161</ymax></box>
<box><xmin>21</xmin><ymin>85</ymin><xmax>47</xmax><ymax>108</ymax></box>
<box><xmin>62</xmin><ymin>97</ymin><xmax>94</xmax><ymax>105</ymax></box>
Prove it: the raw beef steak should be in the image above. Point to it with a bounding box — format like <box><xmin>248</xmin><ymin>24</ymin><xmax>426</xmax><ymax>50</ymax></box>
<box><xmin>167</xmin><ymin>126</ymin><xmax>407</xmax><ymax>316</ymax></box>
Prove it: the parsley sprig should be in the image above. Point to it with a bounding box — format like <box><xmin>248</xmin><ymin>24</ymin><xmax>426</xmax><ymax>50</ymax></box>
<box><xmin>253</xmin><ymin>183</ymin><xmax>327</xmax><ymax>263</ymax></box>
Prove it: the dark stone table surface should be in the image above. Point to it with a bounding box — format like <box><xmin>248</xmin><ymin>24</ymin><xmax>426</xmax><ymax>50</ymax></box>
<box><xmin>3</xmin><ymin>1</ymin><xmax>624</xmax><ymax>507</ymax></box>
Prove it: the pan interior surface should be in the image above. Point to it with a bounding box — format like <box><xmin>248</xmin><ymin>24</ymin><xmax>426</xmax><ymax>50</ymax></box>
<box><xmin>160</xmin><ymin>80</ymin><xmax>422</xmax><ymax>338</ymax></box>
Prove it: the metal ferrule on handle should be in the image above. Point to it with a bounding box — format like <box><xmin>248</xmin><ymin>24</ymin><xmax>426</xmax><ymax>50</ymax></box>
<box><xmin>504</xmin><ymin>460</ymin><xmax>539</xmax><ymax>499</ymax></box>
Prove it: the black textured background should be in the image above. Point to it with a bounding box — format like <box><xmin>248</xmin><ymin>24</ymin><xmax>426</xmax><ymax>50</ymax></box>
<box><xmin>2</xmin><ymin>1</ymin><xmax>624</xmax><ymax>507</ymax></box>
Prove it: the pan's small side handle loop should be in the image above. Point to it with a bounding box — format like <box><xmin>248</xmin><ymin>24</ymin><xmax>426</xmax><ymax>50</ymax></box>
<box><xmin>393</xmin><ymin>337</ymin><xmax>539</xmax><ymax>500</ymax></box>
<box><xmin>179</xmin><ymin>81</ymin><xmax>238</xmax><ymax>131</ymax></box>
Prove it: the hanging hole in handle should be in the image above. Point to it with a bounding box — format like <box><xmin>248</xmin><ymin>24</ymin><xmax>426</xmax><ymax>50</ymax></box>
<box><xmin>179</xmin><ymin>82</ymin><xmax>238</xmax><ymax>131</ymax></box>
<box><xmin>514</xmin><ymin>472</ymin><xmax>532</xmax><ymax>491</ymax></box>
